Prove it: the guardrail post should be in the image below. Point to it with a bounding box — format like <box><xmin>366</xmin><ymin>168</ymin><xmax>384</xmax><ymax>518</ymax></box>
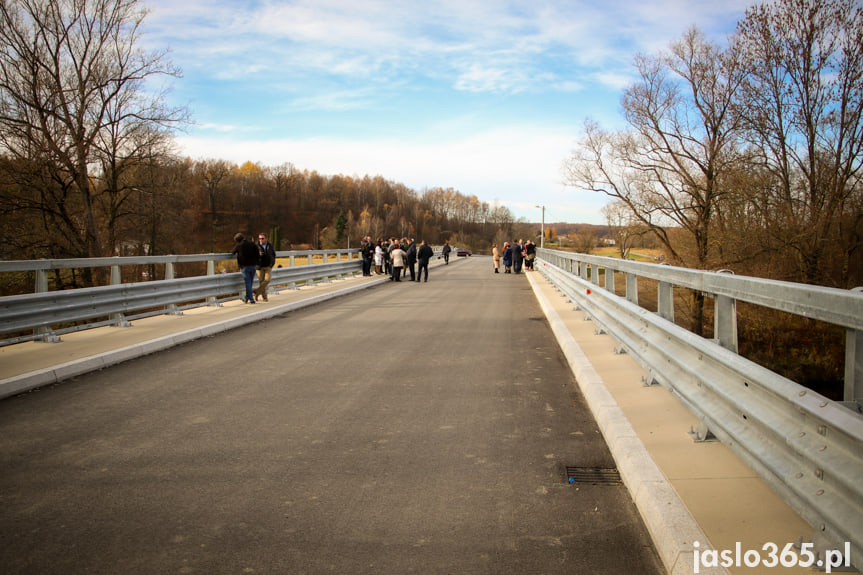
<box><xmin>845</xmin><ymin>328</ymin><xmax>862</xmax><ymax>408</ymax></box>
<box><xmin>164</xmin><ymin>262</ymin><xmax>183</xmax><ymax>316</ymax></box>
<box><xmin>109</xmin><ymin>264</ymin><xmax>132</xmax><ymax>327</ymax></box>
<box><xmin>846</xmin><ymin>288</ymin><xmax>863</xmax><ymax>409</ymax></box>
<box><xmin>658</xmin><ymin>281</ymin><xmax>674</xmax><ymax>322</ymax></box>
<box><xmin>605</xmin><ymin>267</ymin><xmax>615</xmax><ymax>294</ymax></box>
<box><xmin>33</xmin><ymin>269</ymin><xmax>61</xmax><ymax>343</ymax></box>
<box><xmin>287</xmin><ymin>255</ymin><xmax>298</xmax><ymax>289</ymax></box>
<box><xmin>35</xmin><ymin>268</ymin><xmax>48</xmax><ymax>293</ymax></box>
<box><xmin>206</xmin><ymin>259</ymin><xmax>220</xmax><ymax>306</ymax></box>
<box><xmin>625</xmin><ymin>272</ymin><xmax>639</xmax><ymax>305</ymax></box>
<box><xmin>714</xmin><ymin>270</ymin><xmax>738</xmax><ymax>353</ymax></box>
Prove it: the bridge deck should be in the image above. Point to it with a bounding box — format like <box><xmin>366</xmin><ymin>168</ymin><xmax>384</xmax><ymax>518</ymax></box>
<box><xmin>0</xmin><ymin>257</ymin><xmax>811</xmax><ymax>574</ymax></box>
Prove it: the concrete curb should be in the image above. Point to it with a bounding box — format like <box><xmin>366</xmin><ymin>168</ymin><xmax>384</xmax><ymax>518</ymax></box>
<box><xmin>526</xmin><ymin>271</ymin><xmax>729</xmax><ymax>575</ymax></box>
<box><xmin>0</xmin><ymin>275</ymin><xmax>389</xmax><ymax>401</ymax></box>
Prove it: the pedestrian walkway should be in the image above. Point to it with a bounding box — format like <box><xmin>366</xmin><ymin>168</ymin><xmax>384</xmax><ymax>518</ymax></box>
<box><xmin>0</xmin><ymin>271</ymin><xmax>393</xmax><ymax>398</ymax></box>
<box><xmin>527</xmin><ymin>265</ymin><xmax>813</xmax><ymax>575</ymax></box>
<box><xmin>0</xmin><ymin>257</ymin><xmax>819</xmax><ymax>575</ymax></box>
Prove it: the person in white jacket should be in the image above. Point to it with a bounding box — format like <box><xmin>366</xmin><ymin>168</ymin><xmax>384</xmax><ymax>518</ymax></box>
<box><xmin>374</xmin><ymin>241</ymin><xmax>384</xmax><ymax>275</ymax></box>
<box><xmin>389</xmin><ymin>241</ymin><xmax>407</xmax><ymax>282</ymax></box>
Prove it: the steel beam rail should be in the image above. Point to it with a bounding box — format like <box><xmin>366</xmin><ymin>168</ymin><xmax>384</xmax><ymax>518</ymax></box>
<box><xmin>540</xmin><ymin>250</ymin><xmax>863</xmax><ymax>330</ymax></box>
<box><xmin>535</xmin><ymin>254</ymin><xmax>863</xmax><ymax>567</ymax></box>
<box><xmin>0</xmin><ymin>249</ymin><xmax>359</xmax><ymax>273</ymax></box>
<box><xmin>0</xmin><ymin>259</ymin><xmax>361</xmax><ymax>344</ymax></box>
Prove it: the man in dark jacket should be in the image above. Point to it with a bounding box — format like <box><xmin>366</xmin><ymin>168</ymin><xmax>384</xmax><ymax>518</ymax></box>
<box><xmin>405</xmin><ymin>238</ymin><xmax>417</xmax><ymax>281</ymax></box>
<box><xmin>254</xmin><ymin>232</ymin><xmax>277</xmax><ymax>301</ymax></box>
<box><xmin>232</xmin><ymin>233</ymin><xmax>259</xmax><ymax>304</ymax></box>
<box><xmin>417</xmin><ymin>240</ymin><xmax>434</xmax><ymax>282</ymax></box>
<box><xmin>512</xmin><ymin>239</ymin><xmax>524</xmax><ymax>274</ymax></box>
<box><xmin>360</xmin><ymin>236</ymin><xmax>373</xmax><ymax>277</ymax></box>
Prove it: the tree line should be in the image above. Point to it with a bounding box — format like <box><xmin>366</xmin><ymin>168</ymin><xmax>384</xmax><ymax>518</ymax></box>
<box><xmin>1</xmin><ymin>152</ymin><xmax>518</xmax><ymax>260</ymax></box>
<box><xmin>0</xmin><ymin>151</ymin><xmax>520</xmax><ymax>276</ymax></box>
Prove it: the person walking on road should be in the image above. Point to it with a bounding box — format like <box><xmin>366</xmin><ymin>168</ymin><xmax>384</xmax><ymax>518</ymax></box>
<box><xmin>254</xmin><ymin>232</ymin><xmax>277</xmax><ymax>301</ymax></box>
<box><xmin>417</xmin><ymin>240</ymin><xmax>434</xmax><ymax>282</ymax></box>
<box><xmin>442</xmin><ymin>241</ymin><xmax>451</xmax><ymax>264</ymax></box>
<box><xmin>232</xmin><ymin>233</ymin><xmax>259</xmax><ymax>304</ymax></box>
<box><xmin>502</xmin><ymin>242</ymin><xmax>512</xmax><ymax>274</ymax></box>
<box><xmin>492</xmin><ymin>243</ymin><xmax>500</xmax><ymax>273</ymax></box>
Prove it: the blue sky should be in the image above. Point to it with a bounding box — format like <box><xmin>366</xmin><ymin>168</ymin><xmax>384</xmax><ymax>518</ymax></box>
<box><xmin>141</xmin><ymin>0</ymin><xmax>752</xmax><ymax>224</ymax></box>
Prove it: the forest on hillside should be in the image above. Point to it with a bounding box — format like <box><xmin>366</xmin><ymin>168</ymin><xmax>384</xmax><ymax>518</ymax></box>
<box><xmin>0</xmin><ymin>153</ymin><xmax>526</xmax><ymax>263</ymax></box>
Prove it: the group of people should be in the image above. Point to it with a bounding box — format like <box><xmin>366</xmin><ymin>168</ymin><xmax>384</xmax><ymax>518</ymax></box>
<box><xmin>491</xmin><ymin>239</ymin><xmax>536</xmax><ymax>274</ymax></box>
<box><xmin>231</xmin><ymin>232</ymin><xmax>533</xmax><ymax>302</ymax></box>
<box><xmin>231</xmin><ymin>232</ymin><xmax>439</xmax><ymax>305</ymax></box>
<box><xmin>231</xmin><ymin>232</ymin><xmax>277</xmax><ymax>304</ymax></box>
<box><xmin>360</xmin><ymin>236</ymin><xmax>436</xmax><ymax>282</ymax></box>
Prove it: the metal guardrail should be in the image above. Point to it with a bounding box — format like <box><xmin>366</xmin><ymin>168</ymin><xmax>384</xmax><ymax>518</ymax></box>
<box><xmin>535</xmin><ymin>248</ymin><xmax>863</xmax><ymax>567</ymax></box>
<box><xmin>0</xmin><ymin>249</ymin><xmax>362</xmax><ymax>345</ymax></box>
<box><xmin>538</xmin><ymin>249</ymin><xmax>863</xmax><ymax>404</ymax></box>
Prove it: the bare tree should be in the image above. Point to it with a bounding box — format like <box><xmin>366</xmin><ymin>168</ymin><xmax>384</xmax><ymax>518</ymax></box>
<box><xmin>565</xmin><ymin>28</ymin><xmax>747</xmax><ymax>333</ymax></box>
<box><xmin>0</xmin><ymin>0</ymin><xmax>186</xmax><ymax>260</ymax></box>
<box><xmin>734</xmin><ymin>0</ymin><xmax>863</xmax><ymax>286</ymax></box>
<box><xmin>194</xmin><ymin>159</ymin><xmax>233</xmax><ymax>250</ymax></box>
<box><xmin>601</xmin><ymin>200</ymin><xmax>643</xmax><ymax>259</ymax></box>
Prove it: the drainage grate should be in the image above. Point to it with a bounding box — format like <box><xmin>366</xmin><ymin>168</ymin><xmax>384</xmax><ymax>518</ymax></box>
<box><xmin>565</xmin><ymin>466</ymin><xmax>622</xmax><ymax>485</ymax></box>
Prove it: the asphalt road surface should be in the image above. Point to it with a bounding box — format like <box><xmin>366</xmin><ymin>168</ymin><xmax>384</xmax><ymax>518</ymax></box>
<box><xmin>0</xmin><ymin>257</ymin><xmax>663</xmax><ymax>574</ymax></box>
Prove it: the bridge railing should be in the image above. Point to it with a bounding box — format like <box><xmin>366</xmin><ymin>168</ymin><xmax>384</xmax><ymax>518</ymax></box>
<box><xmin>536</xmin><ymin>248</ymin><xmax>863</xmax><ymax>566</ymax></box>
<box><xmin>0</xmin><ymin>249</ymin><xmax>362</xmax><ymax>346</ymax></box>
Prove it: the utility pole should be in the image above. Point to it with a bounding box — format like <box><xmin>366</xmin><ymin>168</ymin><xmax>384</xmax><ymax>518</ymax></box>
<box><xmin>536</xmin><ymin>205</ymin><xmax>545</xmax><ymax>248</ymax></box>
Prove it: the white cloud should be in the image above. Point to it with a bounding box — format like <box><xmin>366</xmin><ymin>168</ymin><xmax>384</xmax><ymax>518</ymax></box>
<box><xmin>287</xmin><ymin>88</ymin><xmax>377</xmax><ymax>112</ymax></box>
<box><xmin>592</xmin><ymin>70</ymin><xmax>636</xmax><ymax>91</ymax></box>
<box><xmin>454</xmin><ymin>65</ymin><xmax>523</xmax><ymax>93</ymax></box>
<box><xmin>195</xmin><ymin>122</ymin><xmax>256</xmax><ymax>133</ymax></box>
